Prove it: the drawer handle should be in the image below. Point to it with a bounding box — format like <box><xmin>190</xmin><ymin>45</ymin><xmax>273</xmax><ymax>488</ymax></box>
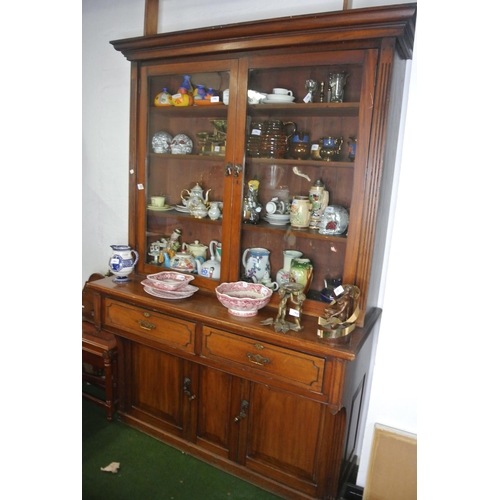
<box><xmin>246</xmin><ymin>353</ymin><xmax>270</xmax><ymax>366</ymax></box>
<box><xmin>138</xmin><ymin>320</ymin><xmax>156</xmax><ymax>331</ymax></box>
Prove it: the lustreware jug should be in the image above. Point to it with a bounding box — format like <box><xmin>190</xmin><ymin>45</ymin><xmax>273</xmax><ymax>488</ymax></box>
<box><xmin>259</xmin><ymin>120</ymin><xmax>296</xmax><ymax>159</ymax></box>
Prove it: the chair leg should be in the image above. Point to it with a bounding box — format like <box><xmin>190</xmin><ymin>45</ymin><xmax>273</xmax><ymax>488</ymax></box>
<box><xmin>103</xmin><ymin>353</ymin><xmax>114</xmax><ymax>422</ymax></box>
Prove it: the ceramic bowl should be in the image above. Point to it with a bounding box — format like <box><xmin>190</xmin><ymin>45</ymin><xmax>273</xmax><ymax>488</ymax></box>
<box><xmin>215</xmin><ymin>281</ymin><xmax>272</xmax><ymax>317</ymax></box>
<box><xmin>145</xmin><ymin>271</ymin><xmax>195</xmax><ymax>291</ymax></box>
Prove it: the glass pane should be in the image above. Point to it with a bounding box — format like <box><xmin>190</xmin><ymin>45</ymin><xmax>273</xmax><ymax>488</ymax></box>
<box><xmin>143</xmin><ymin>69</ymin><xmax>230</xmax><ymax>282</ymax></box>
<box><xmin>240</xmin><ymin>54</ymin><xmax>364</xmax><ymax>304</ymax></box>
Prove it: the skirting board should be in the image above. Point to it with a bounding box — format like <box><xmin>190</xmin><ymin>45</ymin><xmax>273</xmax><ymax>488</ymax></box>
<box><xmin>363</xmin><ymin>423</ymin><xmax>417</xmax><ymax>500</ymax></box>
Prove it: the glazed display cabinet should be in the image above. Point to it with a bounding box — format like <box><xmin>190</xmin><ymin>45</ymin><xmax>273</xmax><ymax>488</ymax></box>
<box><xmin>87</xmin><ymin>4</ymin><xmax>416</xmax><ymax>499</ymax></box>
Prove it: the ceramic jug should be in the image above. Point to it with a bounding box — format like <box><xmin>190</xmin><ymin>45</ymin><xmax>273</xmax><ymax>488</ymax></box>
<box><xmin>208</xmin><ymin>201</ymin><xmax>221</xmax><ymax>220</ymax></box>
<box><xmin>242</xmin><ymin>247</ymin><xmax>271</xmax><ymax>283</ymax></box>
<box><xmin>198</xmin><ymin>240</ymin><xmax>221</xmax><ymax>279</ymax></box>
<box><xmin>289</xmin><ymin>257</ymin><xmax>314</xmax><ymax>294</ymax></box>
<box><xmin>290</xmin><ymin>196</ymin><xmax>311</xmax><ymax>229</ymax></box>
<box><xmin>108</xmin><ymin>245</ymin><xmax>139</xmax><ymax>283</ymax></box>
<box><xmin>210</xmin><ymin>240</ymin><xmax>222</xmax><ymax>262</ymax></box>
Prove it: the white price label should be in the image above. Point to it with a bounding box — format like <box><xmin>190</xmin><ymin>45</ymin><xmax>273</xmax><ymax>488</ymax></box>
<box><xmin>210</xmin><ymin>96</ymin><xmax>220</xmax><ymax>102</ymax></box>
<box><xmin>137</xmin><ymin>184</ymin><xmax>144</xmax><ymax>190</ymax></box>
<box><xmin>311</xmin><ymin>144</ymin><xmax>319</xmax><ymax>150</ymax></box>
<box><xmin>289</xmin><ymin>308</ymin><xmax>300</xmax><ymax>318</ymax></box>
<box><xmin>252</xmin><ymin>129</ymin><xmax>262</xmax><ymax>136</ymax></box>
<box><xmin>334</xmin><ymin>285</ymin><xmax>344</xmax><ymax>296</ymax></box>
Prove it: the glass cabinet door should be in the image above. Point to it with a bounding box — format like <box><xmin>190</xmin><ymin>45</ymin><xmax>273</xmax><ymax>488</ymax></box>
<box><xmin>239</xmin><ymin>49</ymin><xmax>378</xmax><ymax>314</ymax></box>
<box><xmin>135</xmin><ymin>60</ymin><xmax>241</xmax><ymax>291</ymax></box>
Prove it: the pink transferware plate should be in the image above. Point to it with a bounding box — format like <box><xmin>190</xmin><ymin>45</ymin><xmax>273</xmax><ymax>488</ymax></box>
<box><xmin>143</xmin><ymin>284</ymin><xmax>198</xmax><ymax>299</ymax></box>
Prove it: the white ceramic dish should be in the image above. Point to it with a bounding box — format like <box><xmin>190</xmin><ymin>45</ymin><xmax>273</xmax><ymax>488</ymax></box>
<box><xmin>147</xmin><ymin>205</ymin><xmax>174</xmax><ymax>211</ymax></box>
<box><xmin>262</xmin><ymin>95</ymin><xmax>295</xmax><ymax>103</ymax></box>
<box><xmin>265</xmin><ymin>213</ymin><xmax>291</xmax><ymax>219</ymax></box>
<box><xmin>264</xmin><ymin>217</ymin><xmax>290</xmax><ymax>226</ymax></box>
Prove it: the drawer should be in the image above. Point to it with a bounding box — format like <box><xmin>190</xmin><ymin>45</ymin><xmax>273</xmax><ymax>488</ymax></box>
<box><xmin>104</xmin><ymin>298</ymin><xmax>195</xmax><ymax>354</ymax></box>
<box><xmin>201</xmin><ymin>326</ymin><xmax>325</xmax><ymax>393</ymax></box>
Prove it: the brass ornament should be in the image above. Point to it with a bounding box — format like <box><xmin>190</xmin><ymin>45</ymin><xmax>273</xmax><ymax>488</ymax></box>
<box><xmin>317</xmin><ymin>284</ymin><xmax>360</xmax><ymax>339</ymax></box>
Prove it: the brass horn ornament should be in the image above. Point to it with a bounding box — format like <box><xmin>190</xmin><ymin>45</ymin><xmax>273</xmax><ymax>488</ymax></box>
<box><xmin>317</xmin><ymin>284</ymin><xmax>360</xmax><ymax>340</ymax></box>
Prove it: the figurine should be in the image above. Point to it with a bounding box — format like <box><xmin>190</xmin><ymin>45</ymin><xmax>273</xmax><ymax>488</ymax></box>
<box><xmin>242</xmin><ymin>180</ymin><xmax>262</xmax><ymax>224</ymax></box>
<box><xmin>260</xmin><ymin>283</ymin><xmax>304</xmax><ymax>333</ymax></box>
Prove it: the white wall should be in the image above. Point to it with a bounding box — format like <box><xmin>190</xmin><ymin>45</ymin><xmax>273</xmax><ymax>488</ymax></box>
<box><xmin>82</xmin><ymin>0</ymin><xmax>417</xmax><ymax>490</ymax></box>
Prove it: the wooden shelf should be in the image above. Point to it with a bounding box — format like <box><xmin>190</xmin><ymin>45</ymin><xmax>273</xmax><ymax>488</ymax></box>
<box><xmin>248</xmin><ymin>102</ymin><xmax>360</xmax><ymax>117</ymax></box>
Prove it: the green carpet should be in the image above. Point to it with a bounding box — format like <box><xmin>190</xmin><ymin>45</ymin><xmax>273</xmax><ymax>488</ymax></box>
<box><xmin>82</xmin><ymin>390</ymin><xmax>283</xmax><ymax>500</ymax></box>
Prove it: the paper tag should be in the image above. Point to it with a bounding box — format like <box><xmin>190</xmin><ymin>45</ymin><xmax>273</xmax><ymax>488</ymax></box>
<box><xmin>214</xmin><ymin>146</ymin><xmax>220</xmax><ymax>152</ymax></box>
<box><xmin>137</xmin><ymin>184</ymin><xmax>144</xmax><ymax>190</ymax></box>
<box><xmin>311</xmin><ymin>144</ymin><xmax>319</xmax><ymax>150</ymax></box>
<box><xmin>334</xmin><ymin>285</ymin><xmax>344</xmax><ymax>296</ymax></box>
<box><xmin>210</xmin><ymin>96</ymin><xmax>220</xmax><ymax>102</ymax></box>
<box><xmin>251</xmin><ymin>129</ymin><xmax>262</xmax><ymax>136</ymax></box>
<box><xmin>303</xmin><ymin>93</ymin><xmax>312</xmax><ymax>103</ymax></box>
<box><xmin>289</xmin><ymin>308</ymin><xmax>300</xmax><ymax>318</ymax></box>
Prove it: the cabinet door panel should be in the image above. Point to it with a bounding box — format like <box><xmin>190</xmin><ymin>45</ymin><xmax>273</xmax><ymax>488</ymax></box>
<box><xmin>129</xmin><ymin>342</ymin><xmax>187</xmax><ymax>438</ymax></box>
<box><xmin>194</xmin><ymin>366</ymin><xmax>235</xmax><ymax>458</ymax></box>
<box><xmin>245</xmin><ymin>383</ymin><xmax>325</xmax><ymax>496</ymax></box>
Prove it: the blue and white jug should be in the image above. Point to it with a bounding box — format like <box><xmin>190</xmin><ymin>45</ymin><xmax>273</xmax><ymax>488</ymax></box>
<box><xmin>108</xmin><ymin>245</ymin><xmax>139</xmax><ymax>283</ymax></box>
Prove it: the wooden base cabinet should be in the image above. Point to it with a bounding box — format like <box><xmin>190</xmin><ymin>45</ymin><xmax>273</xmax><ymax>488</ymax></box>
<box><xmin>89</xmin><ymin>277</ymin><xmax>381</xmax><ymax>499</ymax></box>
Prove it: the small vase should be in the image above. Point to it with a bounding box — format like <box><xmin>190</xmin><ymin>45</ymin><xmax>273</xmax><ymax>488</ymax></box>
<box><xmin>289</xmin><ymin>258</ymin><xmax>314</xmax><ymax>294</ymax></box>
<box><xmin>276</xmin><ymin>250</ymin><xmax>303</xmax><ymax>286</ymax></box>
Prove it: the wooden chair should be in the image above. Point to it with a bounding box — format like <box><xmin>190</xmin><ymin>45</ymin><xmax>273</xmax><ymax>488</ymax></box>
<box><xmin>82</xmin><ymin>273</ymin><xmax>118</xmax><ymax>421</ymax></box>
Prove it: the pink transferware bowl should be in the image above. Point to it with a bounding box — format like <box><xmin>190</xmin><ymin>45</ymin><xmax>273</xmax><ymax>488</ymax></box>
<box><xmin>146</xmin><ymin>271</ymin><xmax>195</xmax><ymax>291</ymax></box>
<box><xmin>215</xmin><ymin>281</ymin><xmax>272</xmax><ymax>317</ymax></box>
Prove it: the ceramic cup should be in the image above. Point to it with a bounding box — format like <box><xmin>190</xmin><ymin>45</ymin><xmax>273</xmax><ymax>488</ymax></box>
<box><xmin>266</xmin><ymin>198</ymin><xmax>286</xmax><ymax>214</ymax></box>
<box><xmin>151</xmin><ymin>196</ymin><xmax>165</xmax><ymax>207</ymax></box>
<box><xmin>273</xmin><ymin>88</ymin><xmax>293</xmax><ymax>96</ymax></box>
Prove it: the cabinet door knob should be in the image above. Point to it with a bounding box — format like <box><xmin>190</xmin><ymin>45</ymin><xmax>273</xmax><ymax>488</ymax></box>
<box><xmin>234</xmin><ymin>399</ymin><xmax>249</xmax><ymax>422</ymax></box>
<box><xmin>183</xmin><ymin>377</ymin><xmax>196</xmax><ymax>401</ymax></box>
<box><xmin>233</xmin><ymin>164</ymin><xmax>242</xmax><ymax>178</ymax></box>
<box><xmin>225</xmin><ymin>162</ymin><xmax>233</xmax><ymax>176</ymax></box>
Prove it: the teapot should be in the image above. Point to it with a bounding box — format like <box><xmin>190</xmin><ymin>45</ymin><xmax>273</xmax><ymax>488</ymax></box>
<box><xmin>169</xmin><ymin>250</ymin><xmax>200</xmax><ymax>273</ymax></box>
<box><xmin>182</xmin><ymin>240</ymin><xmax>208</xmax><ymax>261</ymax></box>
<box><xmin>180</xmin><ymin>183</ymin><xmax>211</xmax><ymax>212</ymax></box>
<box><xmin>242</xmin><ymin>247</ymin><xmax>271</xmax><ymax>283</ymax></box>
<box><xmin>169</xmin><ymin>248</ymin><xmax>221</xmax><ymax>279</ymax></box>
